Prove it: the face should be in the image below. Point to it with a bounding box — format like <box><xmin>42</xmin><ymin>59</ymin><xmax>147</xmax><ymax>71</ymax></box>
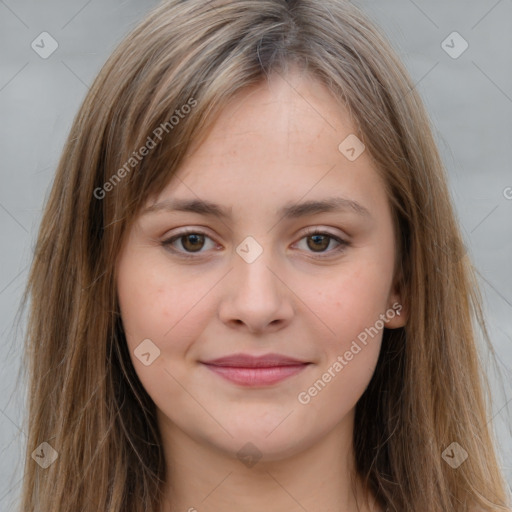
<box><xmin>116</xmin><ymin>69</ymin><xmax>406</xmax><ymax>463</ymax></box>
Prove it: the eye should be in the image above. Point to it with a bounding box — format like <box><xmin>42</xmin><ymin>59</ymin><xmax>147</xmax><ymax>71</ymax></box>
<box><xmin>294</xmin><ymin>228</ymin><xmax>349</xmax><ymax>257</ymax></box>
<box><xmin>162</xmin><ymin>229</ymin><xmax>217</xmax><ymax>257</ymax></box>
<box><xmin>162</xmin><ymin>227</ymin><xmax>349</xmax><ymax>259</ymax></box>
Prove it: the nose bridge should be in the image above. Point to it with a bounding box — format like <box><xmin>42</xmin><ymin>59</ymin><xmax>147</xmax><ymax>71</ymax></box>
<box><xmin>217</xmin><ymin>233</ymin><xmax>294</xmax><ymax>332</ymax></box>
<box><xmin>233</xmin><ymin>234</ymin><xmax>280</xmax><ymax>295</ymax></box>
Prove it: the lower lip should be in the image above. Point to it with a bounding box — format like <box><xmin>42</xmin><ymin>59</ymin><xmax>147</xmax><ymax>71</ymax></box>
<box><xmin>202</xmin><ymin>363</ymin><xmax>309</xmax><ymax>386</ymax></box>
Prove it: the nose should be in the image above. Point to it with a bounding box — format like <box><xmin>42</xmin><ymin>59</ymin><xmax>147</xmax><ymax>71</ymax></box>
<box><xmin>217</xmin><ymin>243</ymin><xmax>294</xmax><ymax>335</ymax></box>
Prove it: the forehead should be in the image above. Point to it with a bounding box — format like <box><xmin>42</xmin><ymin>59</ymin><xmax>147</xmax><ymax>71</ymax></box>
<box><xmin>187</xmin><ymin>70</ymin><xmax>354</xmax><ymax>159</ymax></box>
<box><xmin>144</xmin><ymin>70</ymin><xmax>387</xmax><ymax>222</ymax></box>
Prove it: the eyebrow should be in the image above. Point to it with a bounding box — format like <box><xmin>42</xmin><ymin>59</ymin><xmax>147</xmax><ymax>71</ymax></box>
<box><xmin>142</xmin><ymin>196</ymin><xmax>371</xmax><ymax>220</ymax></box>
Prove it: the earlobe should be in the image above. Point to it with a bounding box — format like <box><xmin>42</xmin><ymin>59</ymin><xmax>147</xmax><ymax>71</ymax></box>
<box><xmin>385</xmin><ymin>285</ymin><xmax>408</xmax><ymax>329</ymax></box>
<box><xmin>385</xmin><ymin>299</ymin><xmax>407</xmax><ymax>329</ymax></box>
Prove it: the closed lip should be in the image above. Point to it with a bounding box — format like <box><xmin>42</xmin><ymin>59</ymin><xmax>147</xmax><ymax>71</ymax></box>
<box><xmin>201</xmin><ymin>353</ymin><xmax>310</xmax><ymax>368</ymax></box>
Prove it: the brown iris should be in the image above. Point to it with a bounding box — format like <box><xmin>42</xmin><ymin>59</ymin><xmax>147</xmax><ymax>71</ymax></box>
<box><xmin>180</xmin><ymin>233</ymin><xmax>205</xmax><ymax>252</ymax></box>
<box><xmin>307</xmin><ymin>234</ymin><xmax>330</xmax><ymax>252</ymax></box>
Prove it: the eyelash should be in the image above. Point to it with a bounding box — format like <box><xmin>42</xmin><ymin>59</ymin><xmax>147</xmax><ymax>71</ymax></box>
<box><xmin>161</xmin><ymin>228</ymin><xmax>349</xmax><ymax>260</ymax></box>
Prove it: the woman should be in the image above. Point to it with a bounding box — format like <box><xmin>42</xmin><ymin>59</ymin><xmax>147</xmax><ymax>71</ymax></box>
<box><xmin>19</xmin><ymin>0</ymin><xmax>511</xmax><ymax>511</ymax></box>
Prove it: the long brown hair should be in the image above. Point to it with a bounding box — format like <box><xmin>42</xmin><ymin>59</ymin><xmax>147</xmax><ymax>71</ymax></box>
<box><xmin>17</xmin><ymin>0</ymin><xmax>511</xmax><ymax>511</ymax></box>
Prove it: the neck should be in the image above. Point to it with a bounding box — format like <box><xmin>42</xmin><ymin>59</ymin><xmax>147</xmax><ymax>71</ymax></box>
<box><xmin>157</xmin><ymin>409</ymin><xmax>379</xmax><ymax>512</ymax></box>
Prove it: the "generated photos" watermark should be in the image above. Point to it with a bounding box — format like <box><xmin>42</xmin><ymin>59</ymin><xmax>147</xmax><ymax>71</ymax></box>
<box><xmin>298</xmin><ymin>302</ymin><xmax>402</xmax><ymax>405</ymax></box>
<box><xmin>94</xmin><ymin>97</ymin><xmax>197</xmax><ymax>200</ymax></box>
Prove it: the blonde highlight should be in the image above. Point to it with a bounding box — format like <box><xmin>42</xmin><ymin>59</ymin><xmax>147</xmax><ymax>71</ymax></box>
<box><xmin>18</xmin><ymin>1</ymin><xmax>510</xmax><ymax>511</ymax></box>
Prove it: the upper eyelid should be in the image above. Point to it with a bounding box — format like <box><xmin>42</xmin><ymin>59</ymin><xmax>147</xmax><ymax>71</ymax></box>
<box><xmin>163</xmin><ymin>226</ymin><xmax>348</xmax><ymax>243</ymax></box>
<box><xmin>162</xmin><ymin>227</ymin><xmax>349</xmax><ymax>254</ymax></box>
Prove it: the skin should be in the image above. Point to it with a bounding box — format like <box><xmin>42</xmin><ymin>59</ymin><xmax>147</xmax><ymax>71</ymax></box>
<box><xmin>116</xmin><ymin>68</ymin><xmax>407</xmax><ymax>512</ymax></box>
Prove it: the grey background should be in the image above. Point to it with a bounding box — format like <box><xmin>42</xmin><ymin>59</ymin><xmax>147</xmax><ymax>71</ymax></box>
<box><xmin>0</xmin><ymin>0</ymin><xmax>511</xmax><ymax>510</ymax></box>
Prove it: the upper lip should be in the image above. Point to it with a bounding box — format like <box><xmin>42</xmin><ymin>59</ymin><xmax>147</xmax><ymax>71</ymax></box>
<box><xmin>201</xmin><ymin>353</ymin><xmax>310</xmax><ymax>368</ymax></box>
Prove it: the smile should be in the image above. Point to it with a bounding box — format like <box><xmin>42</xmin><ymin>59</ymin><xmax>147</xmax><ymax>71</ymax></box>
<box><xmin>201</xmin><ymin>363</ymin><xmax>310</xmax><ymax>387</ymax></box>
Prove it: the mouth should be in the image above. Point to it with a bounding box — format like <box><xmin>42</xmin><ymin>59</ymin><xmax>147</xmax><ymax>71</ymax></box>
<box><xmin>200</xmin><ymin>353</ymin><xmax>312</xmax><ymax>387</ymax></box>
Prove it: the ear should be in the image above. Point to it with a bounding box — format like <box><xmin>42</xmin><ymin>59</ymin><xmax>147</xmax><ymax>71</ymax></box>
<box><xmin>384</xmin><ymin>279</ymin><xmax>407</xmax><ymax>329</ymax></box>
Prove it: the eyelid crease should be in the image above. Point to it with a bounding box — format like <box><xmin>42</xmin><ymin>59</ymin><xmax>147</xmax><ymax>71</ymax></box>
<box><xmin>160</xmin><ymin>226</ymin><xmax>350</xmax><ymax>259</ymax></box>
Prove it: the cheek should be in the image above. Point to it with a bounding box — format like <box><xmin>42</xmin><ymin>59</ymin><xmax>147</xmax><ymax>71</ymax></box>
<box><xmin>117</xmin><ymin>252</ymin><xmax>195</xmax><ymax>350</ymax></box>
<box><xmin>117</xmin><ymin>252</ymin><xmax>221</xmax><ymax>383</ymax></box>
<box><xmin>116</xmin><ymin>256</ymin><xmax>209</xmax><ymax>402</ymax></box>
<box><xmin>117</xmin><ymin>270</ymin><xmax>163</xmax><ymax>346</ymax></box>
<box><xmin>298</xmin><ymin>269</ymin><xmax>386</xmax><ymax>413</ymax></box>
<box><xmin>299</xmin><ymin>258</ymin><xmax>391</xmax><ymax>400</ymax></box>
<box><xmin>312</xmin><ymin>262</ymin><xmax>391</xmax><ymax>340</ymax></box>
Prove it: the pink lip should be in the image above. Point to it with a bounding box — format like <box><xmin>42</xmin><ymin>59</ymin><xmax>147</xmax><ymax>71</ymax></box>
<box><xmin>201</xmin><ymin>353</ymin><xmax>311</xmax><ymax>387</ymax></box>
